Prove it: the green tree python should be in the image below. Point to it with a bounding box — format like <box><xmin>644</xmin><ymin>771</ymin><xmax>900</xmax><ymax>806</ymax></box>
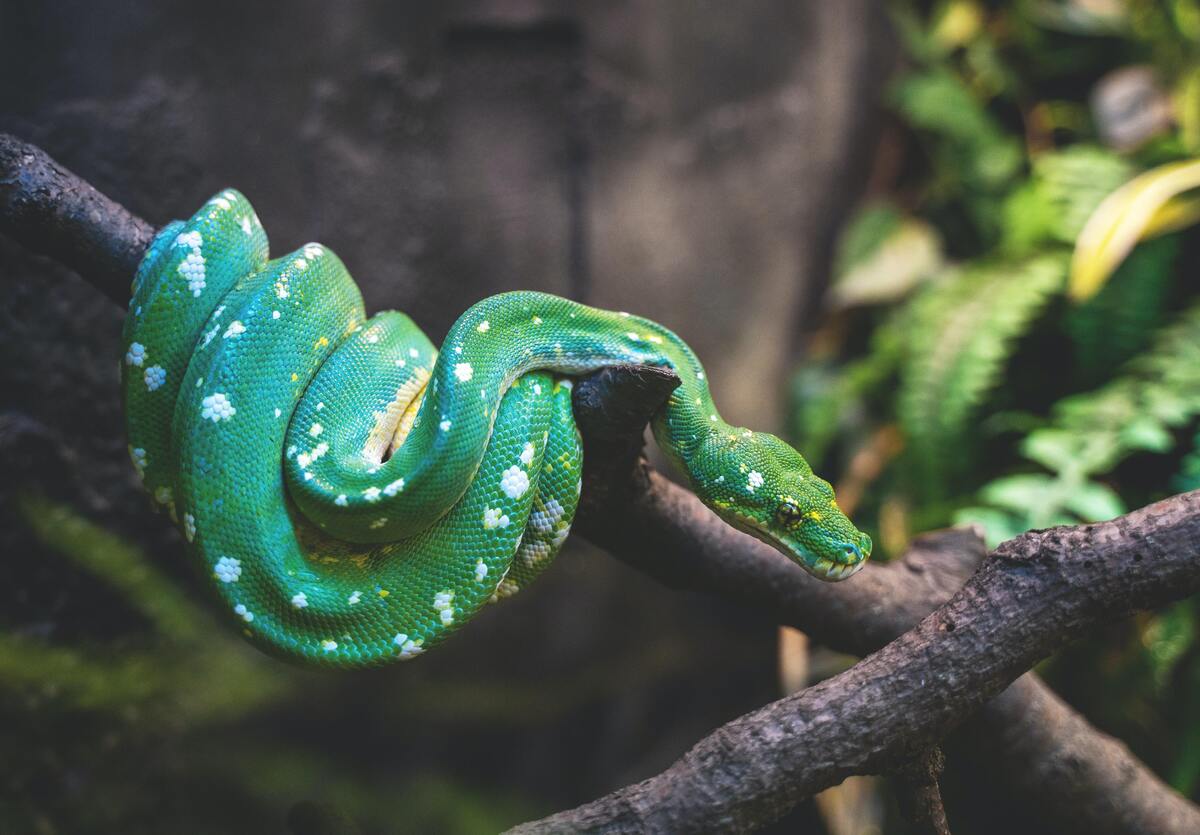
<box><xmin>121</xmin><ymin>191</ymin><xmax>871</xmax><ymax>667</ymax></box>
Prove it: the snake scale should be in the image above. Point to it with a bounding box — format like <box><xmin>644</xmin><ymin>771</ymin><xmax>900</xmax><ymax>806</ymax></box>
<box><xmin>121</xmin><ymin>191</ymin><xmax>871</xmax><ymax>667</ymax></box>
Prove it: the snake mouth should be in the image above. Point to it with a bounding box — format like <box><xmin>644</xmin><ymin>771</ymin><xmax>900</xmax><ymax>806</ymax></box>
<box><xmin>722</xmin><ymin>513</ymin><xmax>866</xmax><ymax>582</ymax></box>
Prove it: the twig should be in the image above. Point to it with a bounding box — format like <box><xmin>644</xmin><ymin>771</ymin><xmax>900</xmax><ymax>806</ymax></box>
<box><xmin>892</xmin><ymin>747</ymin><xmax>951</xmax><ymax>835</ymax></box>
<box><xmin>4</xmin><ymin>131</ymin><xmax>1198</xmax><ymax>835</ymax></box>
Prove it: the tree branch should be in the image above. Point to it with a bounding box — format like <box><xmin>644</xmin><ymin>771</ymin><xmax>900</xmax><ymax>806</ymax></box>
<box><xmin>0</xmin><ymin>132</ymin><xmax>154</xmax><ymax>305</ymax></box>
<box><xmin>4</xmin><ymin>131</ymin><xmax>1197</xmax><ymax>835</ymax></box>
<box><xmin>513</xmin><ymin>491</ymin><xmax>1200</xmax><ymax>833</ymax></box>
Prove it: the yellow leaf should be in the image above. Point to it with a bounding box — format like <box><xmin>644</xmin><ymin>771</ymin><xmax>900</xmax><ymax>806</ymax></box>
<box><xmin>1070</xmin><ymin>159</ymin><xmax>1200</xmax><ymax>301</ymax></box>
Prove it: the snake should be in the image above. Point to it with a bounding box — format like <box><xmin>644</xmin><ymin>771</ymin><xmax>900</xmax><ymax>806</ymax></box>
<box><xmin>120</xmin><ymin>190</ymin><xmax>871</xmax><ymax>667</ymax></box>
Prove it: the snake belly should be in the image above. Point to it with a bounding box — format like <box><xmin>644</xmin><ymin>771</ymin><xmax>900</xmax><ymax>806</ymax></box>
<box><xmin>121</xmin><ymin>190</ymin><xmax>740</xmax><ymax>667</ymax></box>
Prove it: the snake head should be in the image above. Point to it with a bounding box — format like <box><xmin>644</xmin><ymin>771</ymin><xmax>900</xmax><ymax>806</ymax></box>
<box><xmin>691</xmin><ymin>430</ymin><xmax>871</xmax><ymax>581</ymax></box>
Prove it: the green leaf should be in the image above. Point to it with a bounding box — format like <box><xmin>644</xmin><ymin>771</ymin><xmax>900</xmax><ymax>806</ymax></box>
<box><xmin>1062</xmin><ymin>481</ymin><xmax>1126</xmax><ymax>521</ymax></box>
<box><xmin>829</xmin><ymin>207</ymin><xmax>944</xmax><ymax>308</ymax></box>
<box><xmin>1119</xmin><ymin>416</ymin><xmax>1174</xmax><ymax>453</ymax></box>
<box><xmin>954</xmin><ymin>506</ymin><xmax>1030</xmax><ymax>547</ymax></box>
<box><xmin>978</xmin><ymin>474</ymin><xmax>1059</xmax><ymax>513</ymax></box>
<box><xmin>1020</xmin><ymin>429</ymin><xmax>1081</xmax><ymax>473</ymax></box>
<box><xmin>898</xmin><ymin>252</ymin><xmax>1068</xmax><ymax>493</ymax></box>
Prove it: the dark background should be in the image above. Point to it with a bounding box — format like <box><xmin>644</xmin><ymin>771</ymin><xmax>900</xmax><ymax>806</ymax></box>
<box><xmin>0</xmin><ymin>2</ymin><xmax>895</xmax><ymax>833</ymax></box>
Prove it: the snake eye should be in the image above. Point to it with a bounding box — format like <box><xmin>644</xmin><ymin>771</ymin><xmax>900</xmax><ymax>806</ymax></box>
<box><xmin>775</xmin><ymin>501</ymin><xmax>802</xmax><ymax>528</ymax></box>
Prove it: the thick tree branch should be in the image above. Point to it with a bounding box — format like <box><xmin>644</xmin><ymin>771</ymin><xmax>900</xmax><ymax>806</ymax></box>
<box><xmin>0</xmin><ymin>133</ymin><xmax>153</xmax><ymax>305</ymax></box>
<box><xmin>4</xmin><ymin>131</ymin><xmax>1197</xmax><ymax>835</ymax></box>
<box><xmin>514</xmin><ymin>491</ymin><xmax>1200</xmax><ymax>833</ymax></box>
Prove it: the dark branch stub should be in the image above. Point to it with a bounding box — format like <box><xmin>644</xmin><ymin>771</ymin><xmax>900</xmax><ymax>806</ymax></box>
<box><xmin>0</xmin><ymin>132</ymin><xmax>154</xmax><ymax>305</ymax></box>
<box><xmin>572</xmin><ymin>363</ymin><xmax>680</xmax><ymax>516</ymax></box>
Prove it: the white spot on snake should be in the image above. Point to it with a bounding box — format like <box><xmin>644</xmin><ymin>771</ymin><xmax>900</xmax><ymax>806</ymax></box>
<box><xmin>297</xmin><ymin>452</ymin><xmax>312</xmax><ymax>468</ymax></box>
<box><xmin>558</xmin><ymin>379</ymin><xmax>573</xmax><ymax>391</ymax></box>
<box><xmin>363</xmin><ymin>487</ymin><xmax>382</xmax><ymax>502</ymax></box>
<box><xmin>286</xmin><ymin>445</ymin><xmax>297</xmax><ymax>458</ymax></box>
<box><xmin>175</xmin><ymin>230</ymin><xmax>202</xmax><ymax>249</ymax></box>
<box><xmin>482</xmin><ymin>507</ymin><xmax>510</xmax><ymax>529</ymax></box>
<box><xmin>710</xmin><ymin>415</ymin><xmax>718</xmax><ymax>422</ymax></box>
<box><xmin>215</xmin><ymin>556</ymin><xmax>241</xmax><ymax>583</ymax></box>
<box><xmin>500</xmin><ymin>465</ymin><xmax>530</xmax><ymax>499</ymax></box>
<box><xmin>348</xmin><ymin>591</ymin><xmax>362</xmax><ymax>605</ymax></box>
<box><xmin>520</xmin><ymin>443</ymin><xmax>535</xmax><ymax>466</ymax></box>
<box><xmin>478</xmin><ymin>320</ymin><xmax>490</xmax><ymax>333</ymax></box>
<box><xmin>321</xmin><ymin>639</ymin><xmax>338</xmax><ymax>652</ymax></box>
<box><xmin>303</xmin><ymin>471</ymin><xmax>314</xmax><ymax>481</ymax></box>
<box><xmin>434</xmin><ymin>591</ymin><xmax>455</xmax><ymax>625</ymax></box>
<box><xmin>383</xmin><ymin>478</ymin><xmax>405</xmax><ymax>496</ymax></box>
<box><xmin>395</xmin><ymin>359</ymin><xmax>407</xmax><ymax>368</ymax></box>
<box><xmin>304</xmin><ymin>245</ymin><xmax>323</xmax><ymax>260</ymax></box>
<box><xmin>454</xmin><ymin>345</ymin><xmax>462</xmax><ymax>354</ymax></box>
<box><xmin>748</xmin><ymin>471</ymin><xmax>764</xmax><ymax>492</ymax></box>
<box><xmin>697</xmin><ymin>371</ymin><xmax>705</xmax><ymax>380</ymax></box>
<box><xmin>183</xmin><ymin>513</ymin><xmax>196</xmax><ymax>542</ymax></box>
<box><xmin>200</xmin><ymin>393</ymin><xmax>235</xmax><ymax>422</ymax></box>
<box><xmin>364</xmin><ymin>330</ymin><xmax>380</xmax><ymax>344</ymax></box>
<box><xmin>272</xmin><ymin>310</ymin><xmax>281</xmax><ymax>319</ymax></box>
<box><xmin>454</xmin><ymin>362</ymin><xmax>474</xmax><ymax>382</ymax></box>
<box><xmin>495</xmin><ymin>578</ymin><xmax>520</xmax><ymax>599</ymax></box>
<box><xmin>619</xmin><ymin>311</ymin><xmax>630</xmax><ymax>317</ymax></box>
<box><xmin>439</xmin><ymin>419</ymin><xmax>452</xmax><ymax>432</ymax></box>
<box><xmin>239</xmin><ymin>216</ymin><xmax>253</xmax><ymax>235</ymax></box>
<box><xmin>625</xmin><ymin>332</ymin><xmax>640</xmax><ymax>341</ymax></box>
<box><xmin>177</xmin><ymin>249</ymin><xmax>206</xmax><ymax>296</ymax></box>
<box><xmin>647</xmin><ymin>335</ymin><xmax>663</xmax><ymax>344</ymax></box>
<box><xmin>334</xmin><ymin>494</ymin><xmax>348</xmax><ymax>507</ymax></box>
<box><xmin>291</xmin><ymin>592</ymin><xmax>308</xmax><ymax>609</ymax></box>
<box><xmin>274</xmin><ymin>277</ymin><xmax>290</xmax><ymax>299</ymax></box>
<box><xmin>532</xmin><ymin>316</ymin><xmax>543</xmax><ymax>325</ymax></box>
<box><xmin>274</xmin><ymin>408</ymin><xmax>282</xmax><ymax>418</ymax></box>
<box><xmin>129</xmin><ymin>447</ymin><xmax>147</xmax><ymax>478</ymax></box>
<box><xmin>369</xmin><ymin>517</ymin><xmax>387</xmax><ymax>529</ymax></box>
<box><xmin>309</xmin><ymin>423</ymin><xmax>323</xmax><ymax>437</ymax></box>
<box><xmin>393</xmin><ymin>633</ymin><xmax>408</xmax><ymax>647</ymax></box>
<box><xmin>223</xmin><ymin>320</ymin><xmax>245</xmax><ymax>338</ymax></box>
<box><xmin>475</xmin><ymin>560</ymin><xmax>488</xmax><ymax>582</ymax></box>
<box><xmin>201</xmin><ymin>322</ymin><xmax>220</xmax><ymax>348</ymax></box>
<box><xmin>530</xmin><ymin>499</ymin><xmax>565</xmax><ymax>534</ymax></box>
<box><xmin>125</xmin><ymin>342</ymin><xmax>146</xmax><ymax>366</ymax></box>
<box><xmin>532</xmin><ymin>383</ymin><xmax>542</xmax><ymax>395</ymax></box>
<box><xmin>409</xmin><ymin>348</ymin><xmax>419</xmax><ymax>359</ymax></box>
<box><xmin>234</xmin><ymin>603</ymin><xmax>253</xmax><ymax>622</ymax></box>
<box><xmin>144</xmin><ymin>366</ymin><xmax>166</xmax><ymax>391</ymax></box>
<box><xmin>316</xmin><ymin>402</ymin><xmax>325</xmax><ymax>410</ymax></box>
<box><xmin>398</xmin><ymin>638</ymin><xmax>424</xmax><ymax>657</ymax></box>
<box><xmin>293</xmin><ymin>258</ymin><xmax>308</xmax><ymax>270</ymax></box>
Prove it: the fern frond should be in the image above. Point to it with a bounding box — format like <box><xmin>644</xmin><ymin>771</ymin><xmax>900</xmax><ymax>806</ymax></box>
<box><xmin>1066</xmin><ymin>234</ymin><xmax>1180</xmax><ymax>384</ymax></box>
<box><xmin>898</xmin><ymin>252</ymin><xmax>1068</xmax><ymax>493</ymax></box>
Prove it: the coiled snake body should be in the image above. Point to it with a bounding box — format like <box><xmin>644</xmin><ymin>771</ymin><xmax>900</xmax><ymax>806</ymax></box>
<box><xmin>121</xmin><ymin>191</ymin><xmax>871</xmax><ymax>667</ymax></box>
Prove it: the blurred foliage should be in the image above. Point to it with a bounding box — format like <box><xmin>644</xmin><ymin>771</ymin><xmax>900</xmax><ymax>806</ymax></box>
<box><xmin>792</xmin><ymin>0</ymin><xmax>1200</xmax><ymax>801</ymax></box>
<box><xmin>1</xmin><ymin>496</ymin><xmax>541</xmax><ymax>834</ymax></box>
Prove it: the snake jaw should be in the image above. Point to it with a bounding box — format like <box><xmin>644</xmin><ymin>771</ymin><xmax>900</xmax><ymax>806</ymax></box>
<box><xmin>722</xmin><ymin>511</ymin><xmax>866</xmax><ymax>582</ymax></box>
